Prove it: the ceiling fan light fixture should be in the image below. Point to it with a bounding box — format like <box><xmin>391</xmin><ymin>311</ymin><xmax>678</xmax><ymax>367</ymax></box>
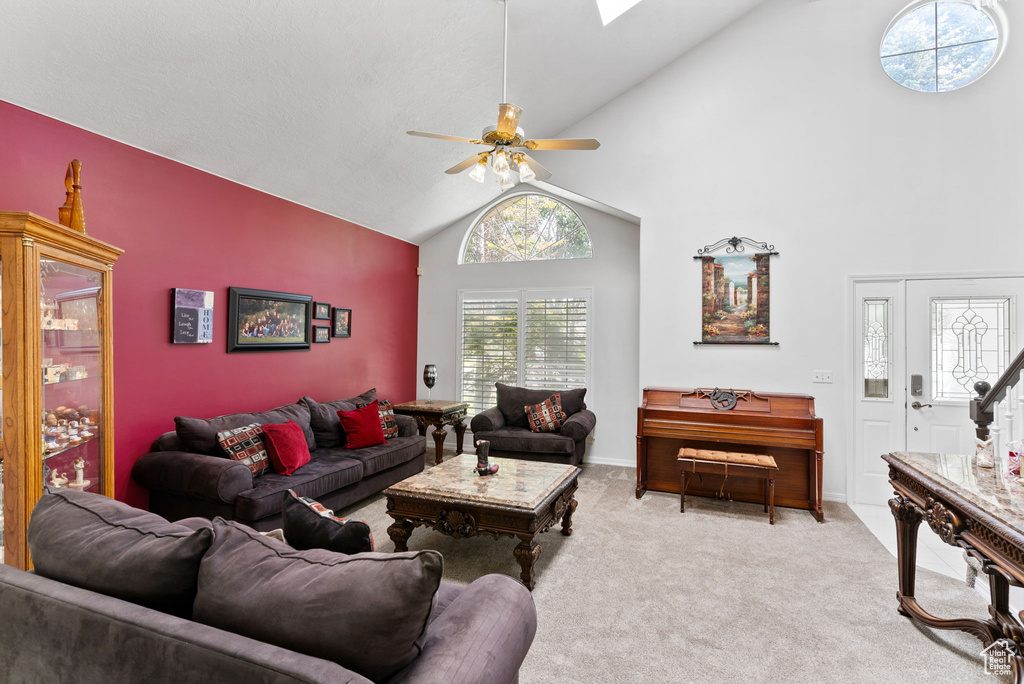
<box><xmin>498</xmin><ymin>172</ymin><xmax>516</xmax><ymax>192</ymax></box>
<box><xmin>492</xmin><ymin>148</ymin><xmax>511</xmax><ymax>175</ymax></box>
<box><xmin>515</xmin><ymin>154</ymin><xmax>536</xmax><ymax>182</ymax></box>
<box><xmin>468</xmin><ymin>158</ymin><xmax>488</xmax><ymax>183</ymax></box>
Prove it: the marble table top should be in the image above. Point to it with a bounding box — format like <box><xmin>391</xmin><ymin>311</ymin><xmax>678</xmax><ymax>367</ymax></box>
<box><xmin>391</xmin><ymin>400</ymin><xmax>468</xmax><ymax>415</ymax></box>
<box><xmin>385</xmin><ymin>454</ymin><xmax>580</xmax><ymax>511</ymax></box>
<box><xmin>886</xmin><ymin>451</ymin><xmax>1024</xmax><ymax>536</ymax></box>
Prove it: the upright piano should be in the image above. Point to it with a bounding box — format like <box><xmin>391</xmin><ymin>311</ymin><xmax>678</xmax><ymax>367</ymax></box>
<box><xmin>636</xmin><ymin>387</ymin><xmax>824</xmax><ymax>521</ymax></box>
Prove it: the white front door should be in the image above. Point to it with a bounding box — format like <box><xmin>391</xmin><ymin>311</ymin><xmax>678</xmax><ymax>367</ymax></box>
<box><xmin>851</xmin><ymin>276</ymin><xmax>1024</xmax><ymax>505</ymax></box>
<box><xmin>906</xmin><ymin>278</ymin><xmax>1023</xmax><ymax>455</ymax></box>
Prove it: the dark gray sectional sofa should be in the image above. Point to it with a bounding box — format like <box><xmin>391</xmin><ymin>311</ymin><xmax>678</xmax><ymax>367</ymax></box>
<box><xmin>0</xmin><ymin>487</ymin><xmax>536</xmax><ymax>683</ymax></box>
<box><xmin>133</xmin><ymin>390</ymin><xmax>425</xmax><ymax>530</ymax></box>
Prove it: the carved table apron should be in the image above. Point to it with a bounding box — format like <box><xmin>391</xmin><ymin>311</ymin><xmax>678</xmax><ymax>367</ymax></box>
<box><xmin>384</xmin><ymin>468</ymin><xmax>580</xmax><ymax>591</ymax></box>
<box><xmin>884</xmin><ymin>451</ymin><xmax>1024</xmax><ymax>681</ymax></box>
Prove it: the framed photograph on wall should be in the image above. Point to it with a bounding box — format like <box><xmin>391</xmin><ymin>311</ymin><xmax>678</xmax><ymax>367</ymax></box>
<box><xmin>332</xmin><ymin>307</ymin><xmax>351</xmax><ymax>338</ymax></box>
<box><xmin>227</xmin><ymin>287</ymin><xmax>312</xmax><ymax>352</ymax></box>
<box><xmin>313</xmin><ymin>301</ymin><xmax>332</xmax><ymax>320</ymax></box>
<box><xmin>313</xmin><ymin>326</ymin><xmax>331</xmax><ymax>343</ymax></box>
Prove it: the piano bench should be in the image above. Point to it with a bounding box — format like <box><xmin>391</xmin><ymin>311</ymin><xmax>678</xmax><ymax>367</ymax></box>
<box><xmin>677</xmin><ymin>448</ymin><xmax>780</xmax><ymax>525</ymax></box>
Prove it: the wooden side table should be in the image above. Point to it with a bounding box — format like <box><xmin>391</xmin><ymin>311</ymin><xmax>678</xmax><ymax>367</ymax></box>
<box><xmin>391</xmin><ymin>400</ymin><xmax>469</xmax><ymax>465</ymax></box>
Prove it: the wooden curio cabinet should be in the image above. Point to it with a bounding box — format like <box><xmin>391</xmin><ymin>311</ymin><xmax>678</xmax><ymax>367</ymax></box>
<box><xmin>0</xmin><ymin>210</ymin><xmax>123</xmax><ymax>569</ymax></box>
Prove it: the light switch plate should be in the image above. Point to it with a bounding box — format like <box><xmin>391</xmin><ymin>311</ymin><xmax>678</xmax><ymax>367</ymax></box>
<box><xmin>813</xmin><ymin>370</ymin><xmax>833</xmax><ymax>384</ymax></box>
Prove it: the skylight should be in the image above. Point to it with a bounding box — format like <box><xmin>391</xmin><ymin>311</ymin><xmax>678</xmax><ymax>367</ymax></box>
<box><xmin>596</xmin><ymin>0</ymin><xmax>644</xmax><ymax>26</ymax></box>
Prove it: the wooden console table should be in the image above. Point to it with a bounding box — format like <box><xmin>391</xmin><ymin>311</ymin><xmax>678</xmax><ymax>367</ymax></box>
<box><xmin>884</xmin><ymin>451</ymin><xmax>1024</xmax><ymax>681</ymax></box>
<box><xmin>391</xmin><ymin>400</ymin><xmax>469</xmax><ymax>465</ymax></box>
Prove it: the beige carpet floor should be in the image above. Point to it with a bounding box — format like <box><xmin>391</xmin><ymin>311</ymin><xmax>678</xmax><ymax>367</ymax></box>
<box><xmin>337</xmin><ymin>456</ymin><xmax>1006</xmax><ymax>683</ymax></box>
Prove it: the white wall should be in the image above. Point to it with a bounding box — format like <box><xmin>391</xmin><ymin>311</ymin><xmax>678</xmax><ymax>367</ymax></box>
<box><xmin>416</xmin><ymin>190</ymin><xmax>641</xmax><ymax>466</ymax></box>
<box><xmin>532</xmin><ymin>0</ymin><xmax>1024</xmax><ymax>501</ymax></box>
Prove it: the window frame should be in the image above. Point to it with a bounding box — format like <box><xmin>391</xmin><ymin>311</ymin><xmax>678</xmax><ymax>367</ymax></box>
<box><xmin>879</xmin><ymin>0</ymin><xmax>1008</xmax><ymax>93</ymax></box>
<box><xmin>457</xmin><ymin>192</ymin><xmax>595</xmax><ymax>265</ymax></box>
<box><xmin>456</xmin><ymin>286</ymin><xmax>594</xmax><ymax>416</ymax></box>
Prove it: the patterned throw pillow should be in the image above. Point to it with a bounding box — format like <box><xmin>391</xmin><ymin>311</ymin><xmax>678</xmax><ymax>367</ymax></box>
<box><xmin>216</xmin><ymin>423</ymin><xmax>271</xmax><ymax>476</ymax></box>
<box><xmin>357</xmin><ymin>399</ymin><xmax>399</xmax><ymax>440</ymax></box>
<box><xmin>378</xmin><ymin>399</ymin><xmax>399</xmax><ymax>440</ymax></box>
<box><xmin>282</xmin><ymin>490</ymin><xmax>375</xmax><ymax>554</ymax></box>
<box><xmin>525</xmin><ymin>394</ymin><xmax>566</xmax><ymax>433</ymax></box>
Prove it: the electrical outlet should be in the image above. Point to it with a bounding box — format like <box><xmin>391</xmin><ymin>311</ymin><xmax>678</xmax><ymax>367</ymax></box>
<box><xmin>813</xmin><ymin>370</ymin><xmax>833</xmax><ymax>384</ymax></box>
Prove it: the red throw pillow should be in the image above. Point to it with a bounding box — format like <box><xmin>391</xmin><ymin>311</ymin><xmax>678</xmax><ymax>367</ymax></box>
<box><xmin>337</xmin><ymin>401</ymin><xmax>387</xmax><ymax>449</ymax></box>
<box><xmin>262</xmin><ymin>421</ymin><xmax>312</xmax><ymax>476</ymax></box>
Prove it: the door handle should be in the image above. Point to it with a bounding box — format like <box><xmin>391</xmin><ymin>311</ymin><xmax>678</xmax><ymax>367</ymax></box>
<box><xmin>911</xmin><ymin>401</ymin><xmax>933</xmax><ymax>410</ymax></box>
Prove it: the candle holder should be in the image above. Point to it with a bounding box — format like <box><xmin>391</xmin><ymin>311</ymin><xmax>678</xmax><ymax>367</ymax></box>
<box><xmin>423</xmin><ymin>364</ymin><xmax>437</xmax><ymax>404</ymax></box>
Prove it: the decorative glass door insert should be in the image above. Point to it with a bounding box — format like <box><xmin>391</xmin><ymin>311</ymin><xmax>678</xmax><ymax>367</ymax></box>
<box><xmin>863</xmin><ymin>298</ymin><xmax>890</xmax><ymax>399</ymax></box>
<box><xmin>930</xmin><ymin>297</ymin><xmax>1011</xmax><ymax>401</ymax></box>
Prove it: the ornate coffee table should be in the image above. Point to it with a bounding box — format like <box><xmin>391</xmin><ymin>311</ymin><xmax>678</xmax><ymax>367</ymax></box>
<box><xmin>391</xmin><ymin>399</ymin><xmax>469</xmax><ymax>465</ymax></box>
<box><xmin>384</xmin><ymin>455</ymin><xmax>580</xmax><ymax>590</ymax></box>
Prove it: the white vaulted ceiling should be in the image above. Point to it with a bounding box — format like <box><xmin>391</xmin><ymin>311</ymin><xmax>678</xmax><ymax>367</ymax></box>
<box><xmin>0</xmin><ymin>0</ymin><xmax>764</xmax><ymax>243</ymax></box>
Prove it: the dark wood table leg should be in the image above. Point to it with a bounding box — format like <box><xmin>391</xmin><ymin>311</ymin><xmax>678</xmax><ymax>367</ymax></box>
<box><xmin>561</xmin><ymin>498</ymin><xmax>577</xmax><ymax>536</ymax></box>
<box><xmin>763</xmin><ymin>479</ymin><xmax>768</xmax><ymax>513</ymax></box>
<box><xmin>889</xmin><ymin>494</ymin><xmax>922</xmax><ymax>613</ymax></box>
<box><xmin>768</xmin><ymin>476</ymin><xmax>775</xmax><ymax>524</ymax></box>
<box><xmin>513</xmin><ymin>535</ymin><xmax>541</xmax><ymax>591</ymax></box>
<box><xmin>387</xmin><ymin>517</ymin><xmax>415</xmax><ymax>552</ymax></box>
<box><xmin>431</xmin><ymin>425</ymin><xmax>447</xmax><ymax>466</ymax></box>
<box><xmin>453</xmin><ymin>418</ymin><xmax>466</xmax><ymax>455</ymax></box>
<box><xmin>680</xmin><ymin>470</ymin><xmax>688</xmax><ymax>513</ymax></box>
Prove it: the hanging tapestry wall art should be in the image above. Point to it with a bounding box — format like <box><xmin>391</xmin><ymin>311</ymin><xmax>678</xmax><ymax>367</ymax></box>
<box><xmin>695</xmin><ymin>237</ymin><xmax>779</xmax><ymax>346</ymax></box>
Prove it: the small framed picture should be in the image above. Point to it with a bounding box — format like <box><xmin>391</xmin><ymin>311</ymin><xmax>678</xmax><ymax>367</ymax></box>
<box><xmin>313</xmin><ymin>326</ymin><xmax>332</xmax><ymax>343</ymax></box>
<box><xmin>313</xmin><ymin>301</ymin><xmax>332</xmax><ymax>320</ymax></box>
<box><xmin>332</xmin><ymin>308</ymin><xmax>352</xmax><ymax>338</ymax></box>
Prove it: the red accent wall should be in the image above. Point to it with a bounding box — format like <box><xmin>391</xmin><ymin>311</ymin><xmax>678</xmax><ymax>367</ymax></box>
<box><xmin>0</xmin><ymin>100</ymin><xmax>419</xmax><ymax>509</ymax></box>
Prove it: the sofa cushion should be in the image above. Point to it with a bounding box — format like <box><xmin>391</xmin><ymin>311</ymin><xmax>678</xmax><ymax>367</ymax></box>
<box><xmin>233</xmin><ymin>452</ymin><xmax>364</xmax><ymax>522</ymax></box>
<box><xmin>282</xmin><ymin>490</ymin><xmax>374</xmax><ymax>554</ymax></box>
<box><xmin>471</xmin><ymin>427</ymin><xmax>575</xmax><ymax>455</ymax></box>
<box><xmin>302</xmin><ymin>389</ymin><xmax>377</xmax><ymax>449</ymax></box>
<box><xmin>338</xmin><ymin>401</ymin><xmax>387</xmax><ymax>450</ymax></box>
<box><xmin>339</xmin><ymin>433</ymin><xmax>426</xmax><ymax>477</ymax></box>
<box><xmin>194</xmin><ymin>519</ymin><xmax>442</xmax><ymax>682</ymax></box>
<box><xmin>262</xmin><ymin>420</ymin><xmax>312</xmax><ymax>476</ymax></box>
<box><xmin>525</xmin><ymin>393</ymin><xmax>566</xmax><ymax>432</ymax></box>
<box><xmin>175</xmin><ymin>401</ymin><xmax>314</xmax><ymax>455</ymax></box>
<box><xmin>28</xmin><ymin>487</ymin><xmax>213</xmax><ymax>618</ymax></box>
<box><xmin>496</xmin><ymin>383</ymin><xmax>587</xmax><ymax>428</ymax></box>
<box><xmin>216</xmin><ymin>423</ymin><xmax>272</xmax><ymax>476</ymax></box>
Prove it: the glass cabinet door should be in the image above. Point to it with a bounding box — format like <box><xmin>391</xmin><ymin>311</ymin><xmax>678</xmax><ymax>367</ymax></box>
<box><xmin>40</xmin><ymin>257</ymin><xmax>103</xmax><ymax>495</ymax></box>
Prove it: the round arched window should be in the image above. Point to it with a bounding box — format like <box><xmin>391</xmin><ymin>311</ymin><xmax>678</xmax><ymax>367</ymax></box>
<box><xmin>880</xmin><ymin>1</ymin><xmax>1006</xmax><ymax>92</ymax></box>
<box><xmin>463</xmin><ymin>194</ymin><xmax>593</xmax><ymax>264</ymax></box>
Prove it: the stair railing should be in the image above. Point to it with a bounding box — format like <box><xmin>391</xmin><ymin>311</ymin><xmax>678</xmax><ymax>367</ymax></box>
<box><xmin>971</xmin><ymin>346</ymin><xmax>1024</xmax><ymax>444</ymax></box>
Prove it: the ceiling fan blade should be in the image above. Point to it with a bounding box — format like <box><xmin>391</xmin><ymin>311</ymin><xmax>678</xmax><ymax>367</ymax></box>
<box><xmin>407</xmin><ymin>131</ymin><xmax>485</xmax><ymax>145</ymax></box>
<box><xmin>445</xmin><ymin>153</ymin><xmax>488</xmax><ymax>175</ymax></box>
<box><xmin>496</xmin><ymin>103</ymin><xmax>522</xmax><ymax>140</ymax></box>
<box><xmin>522</xmin><ymin>138</ymin><xmax>601</xmax><ymax>151</ymax></box>
<box><xmin>519</xmin><ymin>153</ymin><xmax>552</xmax><ymax>182</ymax></box>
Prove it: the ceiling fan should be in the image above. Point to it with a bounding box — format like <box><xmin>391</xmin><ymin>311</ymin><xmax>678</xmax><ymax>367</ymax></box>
<box><xmin>406</xmin><ymin>0</ymin><xmax>600</xmax><ymax>190</ymax></box>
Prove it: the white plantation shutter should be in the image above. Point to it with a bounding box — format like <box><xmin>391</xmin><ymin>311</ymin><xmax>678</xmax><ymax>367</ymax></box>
<box><xmin>524</xmin><ymin>297</ymin><xmax>588</xmax><ymax>393</ymax></box>
<box><xmin>458</xmin><ymin>289</ymin><xmax>591</xmax><ymax>416</ymax></box>
<box><xmin>459</xmin><ymin>297</ymin><xmax>519</xmax><ymax>414</ymax></box>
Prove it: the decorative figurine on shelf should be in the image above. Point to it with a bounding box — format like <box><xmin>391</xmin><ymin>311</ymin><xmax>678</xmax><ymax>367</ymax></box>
<box><xmin>977</xmin><ymin>437</ymin><xmax>995</xmax><ymax>469</ymax></box>
<box><xmin>49</xmin><ymin>469</ymin><xmax>68</xmax><ymax>488</ymax></box>
<box><xmin>423</xmin><ymin>364</ymin><xmax>437</xmax><ymax>404</ymax></box>
<box><xmin>475</xmin><ymin>440</ymin><xmax>499</xmax><ymax>477</ymax></box>
<box><xmin>69</xmin><ymin>456</ymin><xmax>91</xmax><ymax>489</ymax></box>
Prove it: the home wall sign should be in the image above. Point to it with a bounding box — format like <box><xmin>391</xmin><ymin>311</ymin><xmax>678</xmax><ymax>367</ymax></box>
<box><xmin>171</xmin><ymin>288</ymin><xmax>214</xmax><ymax>344</ymax></box>
<box><xmin>694</xmin><ymin>237</ymin><xmax>779</xmax><ymax>346</ymax></box>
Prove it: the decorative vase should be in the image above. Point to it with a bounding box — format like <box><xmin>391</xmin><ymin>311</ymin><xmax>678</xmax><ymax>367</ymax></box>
<box><xmin>423</xmin><ymin>364</ymin><xmax>437</xmax><ymax>403</ymax></box>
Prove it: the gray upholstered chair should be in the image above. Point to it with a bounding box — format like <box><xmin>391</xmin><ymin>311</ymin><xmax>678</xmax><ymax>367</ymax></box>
<box><xmin>469</xmin><ymin>383</ymin><xmax>596</xmax><ymax>466</ymax></box>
